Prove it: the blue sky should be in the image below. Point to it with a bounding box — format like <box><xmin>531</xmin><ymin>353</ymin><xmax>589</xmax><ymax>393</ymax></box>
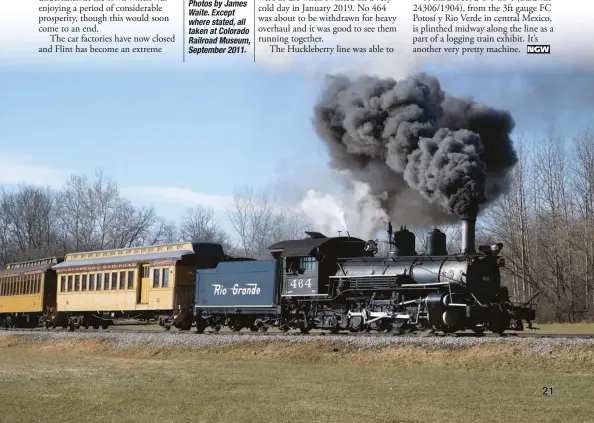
<box><xmin>1</xmin><ymin>64</ymin><xmax>593</xmax><ymax>234</ymax></box>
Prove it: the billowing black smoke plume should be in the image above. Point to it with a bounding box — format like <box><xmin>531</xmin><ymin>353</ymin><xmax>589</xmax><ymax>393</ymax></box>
<box><xmin>312</xmin><ymin>73</ymin><xmax>517</xmax><ymax>224</ymax></box>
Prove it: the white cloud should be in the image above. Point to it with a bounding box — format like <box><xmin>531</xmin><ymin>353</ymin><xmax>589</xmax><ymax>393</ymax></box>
<box><xmin>0</xmin><ymin>153</ymin><xmax>68</xmax><ymax>187</ymax></box>
<box><xmin>130</xmin><ymin>186</ymin><xmax>234</xmax><ymax>210</ymax></box>
<box><xmin>1</xmin><ymin>1</ymin><xmax>590</xmax><ymax>74</ymax></box>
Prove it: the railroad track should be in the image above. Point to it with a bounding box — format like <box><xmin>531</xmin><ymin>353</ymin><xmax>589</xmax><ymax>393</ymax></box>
<box><xmin>2</xmin><ymin>326</ymin><xmax>594</xmax><ymax>339</ymax></box>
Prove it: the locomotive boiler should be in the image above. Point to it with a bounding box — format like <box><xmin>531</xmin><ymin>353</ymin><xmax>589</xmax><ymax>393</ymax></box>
<box><xmin>193</xmin><ymin>219</ymin><xmax>536</xmax><ymax>335</ymax></box>
<box><xmin>326</xmin><ymin>219</ymin><xmax>528</xmax><ymax>334</ymax></box>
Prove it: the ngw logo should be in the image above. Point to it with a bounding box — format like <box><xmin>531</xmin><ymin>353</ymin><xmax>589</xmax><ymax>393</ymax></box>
<box><xmin>527</xmin><ymin>45</ymin><xmax>550</xmax><ymax>54</ymax></box>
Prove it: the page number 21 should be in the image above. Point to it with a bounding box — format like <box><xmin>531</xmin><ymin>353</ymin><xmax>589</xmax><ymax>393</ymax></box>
<box><xmin>543</xmin><ymin>387</ymin><xmax>553</xmax><ymax>395</ymax></box>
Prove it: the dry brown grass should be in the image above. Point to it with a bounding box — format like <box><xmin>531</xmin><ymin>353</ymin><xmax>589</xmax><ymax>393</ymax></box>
<box><xmin>4</xmin><ymin>335</ymin><xmax>594</xmax><ymax>372</ymax></box>
<box><xmin>0</xmin><ymin>336</ymin><xmax>593</xmax><ymax>423</ymax></box>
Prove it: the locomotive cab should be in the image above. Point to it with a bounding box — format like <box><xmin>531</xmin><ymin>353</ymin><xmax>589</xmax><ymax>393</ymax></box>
<box><xmin>268</xmin><ymin>232</ymin><xmax>372</xmax><ymax>297</ymax></box>
<box><xmin>283</xmin><ymin>256</ymin><xmax>319</xmax><ymax>296</ymax></box>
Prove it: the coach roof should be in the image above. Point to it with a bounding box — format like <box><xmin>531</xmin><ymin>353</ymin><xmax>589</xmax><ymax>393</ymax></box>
<box><xmin>52</xmin><ymin>242</ymin><xmax>225</xmax><ymax>270</ymax></box>
<box><xmin>0</xmin><ymin>257</ymin><xmax>62</xmax><ymax>276</ymax></box>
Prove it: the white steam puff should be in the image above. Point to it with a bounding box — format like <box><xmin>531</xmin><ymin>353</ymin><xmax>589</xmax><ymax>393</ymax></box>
<box><xmin>299</xmin><ymin>180</ymin><xmax>388</xmax><ymax>240</ymax></box>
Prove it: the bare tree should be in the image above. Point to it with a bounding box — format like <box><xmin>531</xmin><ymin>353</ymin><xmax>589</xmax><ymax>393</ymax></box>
<box><xmin>0</xmin><ymin>185</ymin><xmax>59</xmax><ymax>261</ymax></box>
<box><xmin>180</xmin><ymin>206</ymin><xmax>232</xmax><ymax>251</ymax></box>
<box><xmin>227</xmin><ymin>185</ymin><xmax>309</xmax><ymax>259</ymax></box>
<box><xmin>143</xmin><ymin>218</ymin><xmax>179</xmax><ymax>245</ymax></box>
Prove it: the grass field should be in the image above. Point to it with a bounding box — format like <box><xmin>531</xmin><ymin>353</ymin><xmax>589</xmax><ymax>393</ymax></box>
<box><xmin>0</xmin><ymin>336</ymin><xmax>593</xmax><ymax>423</ymax></box>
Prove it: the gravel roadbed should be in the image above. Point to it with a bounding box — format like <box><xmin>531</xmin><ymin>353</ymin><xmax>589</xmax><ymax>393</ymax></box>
<box><xmin>2</xmin><ymin>330</ymin><xmax>594</xmax><ymax>355</ymax></box>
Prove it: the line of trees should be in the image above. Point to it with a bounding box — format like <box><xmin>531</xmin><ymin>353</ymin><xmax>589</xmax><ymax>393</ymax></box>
<box><xmin>0</xmin><ymin>171</ymin><xmax>310</xmax><ymax>267</ymax></box>
<box><xmin>479</xmin><ymin>128</ymin><xmax>594</xmax><ymax>323</ymax></box>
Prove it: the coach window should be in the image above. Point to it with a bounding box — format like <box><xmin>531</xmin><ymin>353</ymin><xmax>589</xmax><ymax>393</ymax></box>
<box><xmin>104</xmin><ymin>273</ymin><xmax>110</xmax><ymax>290</ymax></box>
<box><xmin>111</xmin><ymin>272</ymin><xmax>118</xmax><ymax>290</ymax></box>
<box><xmin>96</xmin><ymin>273</ymin><xmax>102</xmax><ymax>291</ymax></box>
<box><xmin>127</xmin><ymin>270</ymin><xmax>134</xmax><ymax>289</ymax></box>
<box><xmin>153</xmin><ymin>268</ymin><xmax>160</xmax><ymax>288</ymax></box>
<box><xmin>75</xmin><ymin>275</ymin><xmax>80</xmax><ymax>291</ymax></box>
<box><xmin>119</xmin><ymin>271</ymin><xmax>126</xmax><ymax>290</ymax></box>
<box><xmin>36</xmin><ymin>275</ymin><xmax>41</xmax><ymax>293</ymax></box>
<box><xmin>162</xmin><ymin>268</ymin><xmax>169</xmax><ymax>288</ymax></box>
<box><xmin>60</xmin><ymin>275</ymin><xmax>66</xmax><ymax>292</ymax></box>
<box><xmin>67</xmin><ymin>275</ymin><xmax>73</xmax><ymax>292</ymax></box>
<box><xmin>89</xmin><ymin>274</ymin><xmax>95</xmax><ymax>291</ymax></box>
<box><xmin>82</xmin><ymin>274</ymin><xmax>88</xmax><ymax>291</ymax></box>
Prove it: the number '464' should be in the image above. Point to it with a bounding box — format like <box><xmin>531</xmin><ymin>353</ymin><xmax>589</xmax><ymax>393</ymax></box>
<box><xmin>290</xmin><ymin>279</ymin><xmax>312</xmax><ymax>289</ymax></box>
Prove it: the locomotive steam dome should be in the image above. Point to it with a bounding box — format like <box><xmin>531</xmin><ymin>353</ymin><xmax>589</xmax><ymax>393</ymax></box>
<box><xmin>390</xmin><ymin>227</ymin><xmax>417</xmax><ymax>257</ymax></box>
<box><xmin>426</xmin><ymin>228</ymin><xmax>447</xmax><ymax>255</ymax></box>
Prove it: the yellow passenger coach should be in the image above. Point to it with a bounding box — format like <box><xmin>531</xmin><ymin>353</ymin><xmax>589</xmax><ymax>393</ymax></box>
<box><xmin>50</xmin><ymin>242</ymin><xmax>226</xmax><ymax>331</ymax></box>
<box><xmin>0</xmin><ymin>257</ymin><xmax>62</xmax><ymax>328</ymax></box>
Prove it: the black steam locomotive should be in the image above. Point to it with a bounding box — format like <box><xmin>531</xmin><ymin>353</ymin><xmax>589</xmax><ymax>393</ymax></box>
<box><xmin>193</xmin><ymin>219</ymin><xmax>536</xmax><ymax>335</ymax></box>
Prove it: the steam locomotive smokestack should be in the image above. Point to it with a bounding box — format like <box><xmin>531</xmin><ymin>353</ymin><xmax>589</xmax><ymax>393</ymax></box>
<box><xmin>460</xmin><ymin>218</ymin><xmax>476</xmax><ymax>253</ymax></box>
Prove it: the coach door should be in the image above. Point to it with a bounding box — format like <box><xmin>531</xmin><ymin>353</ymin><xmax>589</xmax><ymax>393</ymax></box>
<box><xmin>138</xmin><ymin>264</ymin><xmax>150</xmax><ymax>304</ymax></box>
